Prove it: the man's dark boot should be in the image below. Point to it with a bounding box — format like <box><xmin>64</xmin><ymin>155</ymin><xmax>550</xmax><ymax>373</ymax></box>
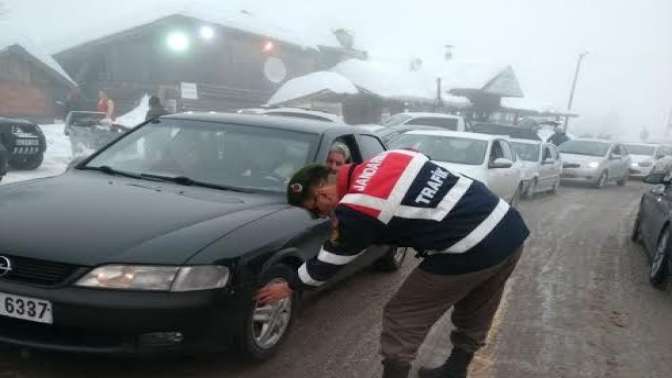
<box><xmin>418</xmin><ymin>348</ymin><xmax>474</xmax><ymax>378</ymax></box>
<box><xmin>381</xmin><ymin>359</ymin><xmax>411</xmax><ymax>378</ymax></box>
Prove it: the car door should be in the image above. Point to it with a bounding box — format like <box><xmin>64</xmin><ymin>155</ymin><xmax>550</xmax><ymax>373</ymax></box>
<box><xmin>538</xmin><ymin>144</ymin><xmax>553</xmax><ymax>190</ymax></box>
<box><xmin>640</xmin><ymin>183</ymin><xmax>672</xmax><ymax>254</ymax></box>
<box><xmin>549</xmin><ymin>144</ymin><xmax>563</xmax><ymax>187</ymax></box>
<box><xmin>607</xmin><ymin>144</ymin><xmax>623</xmax><ymax>178</ymax></box>
<box><xmin>487</xmin><ymin>139</ymin><xmax>517</xmax><ymax>199</ymax></box>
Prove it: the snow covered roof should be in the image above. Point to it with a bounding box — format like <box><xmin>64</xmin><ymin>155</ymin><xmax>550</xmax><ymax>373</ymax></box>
<box><xmin>331</xmin><ymin>59</ymin><xmax>436</xmax><ymax>101</ymax></box>
<box><xmin>267</xmin><ymin>72</ymin><xmax>358</xmax><ymax>106</ymax></box>
<box><xmin>330</xmin><ymin>58</ymin><xmax>520</xmax><ymax>102</ymax></box>
<box><xmin>0</xmin><ymin>28</ymin><xmax>77</xmax><ymax>87</ymax></box>
<box><xmin>501</xmin><ymin>98</ymin><xmax>573</xmax><ymax>115</ymax></box>
<box><xmin>50</xmin><ymin>3</ymin><xmax>341</xmax><ymax>54</ymax></box>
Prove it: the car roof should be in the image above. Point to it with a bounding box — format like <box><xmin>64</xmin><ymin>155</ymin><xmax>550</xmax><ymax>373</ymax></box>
<box><xmin>0</xmin><ymin>116</ymin><xmax>35</xmax><ymax>126</ymax></box>
<box><xmin>569</xmin><ymin>138</ymin><xmax>615</xmax><ymax>144</ymax></box>
<box><xmin>400</xmin><ymin>112</ymin><xmax>462</xmax><ymax>119</ymax></box>
<box><xmin>623</xmin><ymin>142</ymin><xmax>659</xmax><ymax>147</ymax></box>
<box><xmin>163</xmin><ymin>112</ymin><xmax>352</xmax><ymax>134</ymax></box>
<box><xmin>509</xmin><ymin>138</ymin><xmax>542</xmax><ymax>145</ymax></box>
<box><xmin>404</xmin><ymin>129</ymin><xmax>499</xmax><ymax>141</ymax></box>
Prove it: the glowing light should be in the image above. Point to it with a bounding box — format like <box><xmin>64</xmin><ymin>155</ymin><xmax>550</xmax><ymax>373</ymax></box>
<box><xmin>262</xmin><ymin>40</ymin><xmax>275</xmax><ymax>53</ymax></box>
<box><xmin>166</xmin><ymin>31</ymin><xmax>190</xmax><ymax>52</ymax></box>
<box><xmin>199</xmin><ymin>25</ymin><xmax>215</xmax><ymax>40</ymax></box>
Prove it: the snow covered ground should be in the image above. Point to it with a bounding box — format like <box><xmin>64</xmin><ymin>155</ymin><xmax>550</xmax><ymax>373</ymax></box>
<box><xmin>1</xmin><ymin>123</ymin><xmax>73</xmax><ymax>185</ymax></box>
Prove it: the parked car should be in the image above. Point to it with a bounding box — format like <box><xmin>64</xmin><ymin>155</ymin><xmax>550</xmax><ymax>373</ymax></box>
<box><xmin>237</xmin><ymin>107</ymin><xmax>342</xmax><ymax>123</ymax></box>
<box><xmin>510</xmin><ymin>139</ymin><xmax>562</xmax><ymax>198</ymax></box>
<box><xmin>383</xmin><ymin>112</ymin><xmax>469</xmax><ymax>132</ymax></box>
<box><xmin>0</xmin><ymin>116</ymin><xmax>47</xmax><ymax>170</ymax></box>
<box><xmin>390</xmin><ymin>130</ymin><xmax>523</xmax><ymax>205</ymax></box>
<box><xmin>0</xmin><ymin>113</ymin><xmax>406</xmax><ymax>358</ymax></box>
<box><xmin>64</xmin><ymin>111</ymin><xmax>130</xmax><ymax>157</ymax></box>
<box><xmin>632</xmin><ymin>172</ymin><xmax>672</xmax><ymax>287</ymax></box>
<box><xmin>559</xmin><ymin>139</ymin><xmax>631</xmax><ymax>188</ymax></box>
<box><xmin>624</xmin><ymin>143</ymin><xmax>670</xmax><ymax>178</ymax></box>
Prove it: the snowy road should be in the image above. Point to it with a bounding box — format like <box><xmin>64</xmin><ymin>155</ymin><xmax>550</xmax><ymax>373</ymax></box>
<box><xmin>1</xmin><ymin>139</ymin><xmax>671</xmax><ymax>377</ymax></box>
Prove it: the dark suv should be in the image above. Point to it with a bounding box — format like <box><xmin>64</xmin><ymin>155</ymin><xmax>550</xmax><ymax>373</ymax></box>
<box><xmin>0</xmin><ymin>117</ymin><xmax>47</xmax><ymax>172</ymax></box>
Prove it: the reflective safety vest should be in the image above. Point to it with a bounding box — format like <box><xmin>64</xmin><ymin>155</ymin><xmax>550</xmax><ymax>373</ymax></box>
<box><xmin>291</xmin><ymin>150</ymin><xmax>530</xmax><ymax>290</ymax></box>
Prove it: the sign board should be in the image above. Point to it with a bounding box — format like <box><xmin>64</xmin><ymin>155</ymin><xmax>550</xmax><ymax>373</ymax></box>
<box><xmin>180</xmin><ymin>82</ymin><xmax>198</xmax><ymax>100</ymax></box>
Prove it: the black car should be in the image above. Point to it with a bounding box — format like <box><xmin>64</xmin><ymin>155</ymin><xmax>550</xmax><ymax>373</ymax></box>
<box><xmin>632</xmin><ymin>173</ymin><xmax>672</xmax><ymax>287</ymax></box>
<box><xmin>0</xmin><ymin>117</ymin><xmax>47</xmax><ymax>171</ymax></box>
<box><xmin>0</xmin><ymin>113</ymin><xmax>406</xmax><ymax>358</ymax></box>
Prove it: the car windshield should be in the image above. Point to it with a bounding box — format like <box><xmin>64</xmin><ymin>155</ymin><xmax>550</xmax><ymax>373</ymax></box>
<box><xmin>391</xmin><ymin>134</ymin><xmax>488</xmax><ymax>165</ymax></box>
<box><xmin>85</xmin><ymin>119</ymin><xmax>318</xmax><ymax>192</ymax></box>
<box><xmin>559</xmin><ymin>140</ymin><xmax>610</xmax><ymax>157</ymax></box>
<box><xmin>511</xmin><ymin>142</ymin><xmax>541</xmax><ymax>162</ymax></box>
<box><xmin>624</xmin><ymin>144</ymin><xmax>655</xmax><ymax>156</ymax></box>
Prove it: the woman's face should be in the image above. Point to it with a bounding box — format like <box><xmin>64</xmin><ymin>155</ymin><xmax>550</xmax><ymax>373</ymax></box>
<box><xmin>326</xmin><ymin>151</ymin><xmax>346</xmax><ymax>174</ymax></box>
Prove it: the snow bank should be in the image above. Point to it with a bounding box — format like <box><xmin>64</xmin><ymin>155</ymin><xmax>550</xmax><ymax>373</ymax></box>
<box><xmin>1</xmin><ymin>123</ymin><xmax>72</xmax><ymax>185</ymax></box>
<box><xmin>116</xmin><ymin>94</ymin><xmax>150</xmax><ymax>127</ymax></box>
<box><xmin>267</xmin><ymin>71</ymin><xmax>358</xmax><ymax>105</ymax></box>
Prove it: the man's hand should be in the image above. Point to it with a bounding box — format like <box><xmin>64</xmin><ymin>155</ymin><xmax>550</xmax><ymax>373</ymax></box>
<box><xmin>256</xmin><ymin>282</ymin><xmax>293</xmax><ymax>304</ymax></box>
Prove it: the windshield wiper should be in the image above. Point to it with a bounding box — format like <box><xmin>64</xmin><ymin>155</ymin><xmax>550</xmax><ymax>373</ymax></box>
<box><xmin>80</xmin><ymin>165</ymin><xmax>143</xmax><ymax>179</ymax></box>
<box><xmin>139</xmin><ymin>173</ymin><xmax>253</xmax><ymax>193</ymax></box>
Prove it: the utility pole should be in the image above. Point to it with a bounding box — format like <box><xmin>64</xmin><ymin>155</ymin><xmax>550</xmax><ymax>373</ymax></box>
<box><xmin>564</xmin><ymin>51</ymin><xmax>589</xmax><ymax>131</ymax></box>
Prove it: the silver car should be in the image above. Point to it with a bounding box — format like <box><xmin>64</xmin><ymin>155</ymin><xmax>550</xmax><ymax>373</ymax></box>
<box><xmin>510</xmin><ymin>139</ymin><xmax>562</xmax><ymax>197</ymax></box>
<box><xmin>559</xmin><ymin>139</ymin><xmax>631</xmax><ymax>188</ymax></box>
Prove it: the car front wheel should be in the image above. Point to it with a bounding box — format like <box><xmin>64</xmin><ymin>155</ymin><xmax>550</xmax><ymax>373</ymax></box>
<box><xmin>240</xmin><ymin>264</ymin><xmax>298</xmax><ymax>360</ymax></box>
<box><xmin>9</xmin><ymin>153</ymin><xmax>44</xmax><ymax>170</ymax></box>
<box><xmin>650</xmin><ymin>228</ymin><xmax>670</xmax><ymax>288</ymax></box>
<box><xmin>595</xmin><ymin>171</ymin><xmax>608</xmax><ymax>189</ymax></box>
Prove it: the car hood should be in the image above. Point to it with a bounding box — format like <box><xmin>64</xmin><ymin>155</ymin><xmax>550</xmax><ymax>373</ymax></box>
<box><xmin>560</xmin><ymin>153</ymin><xmax>605</xmax><ymax>166</ymax></box>
<box><xmin>0</xmin><ymin>172</ymin><xmax>287</xmax><ymax>266</ymax></box>
<box><xmin>434</xmin><ymin>162</ymin><xmax>486</xmax><ymax>182</ymax></box>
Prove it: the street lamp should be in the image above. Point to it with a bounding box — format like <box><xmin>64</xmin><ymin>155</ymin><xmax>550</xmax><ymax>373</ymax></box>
<box><xmin>564</xmin><ymin>51</ymin><xmax>589</xmax><ymax>130</ymax></box>
<box><xmin>166</xmin><ymin>31</ymin><xmax>190</xmax><ymax>52</ymax></box>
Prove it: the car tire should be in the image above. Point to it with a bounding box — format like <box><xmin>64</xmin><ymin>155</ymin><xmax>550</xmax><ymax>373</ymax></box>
<box><xmin>524</xmin><ymin>179</ymin><xmax>537</xmax><ymax>199</ymax></box>
<box><xmin>9</xmin><ymin>153</ymin><xmax>44</xmax><ymax>170</ymax></box>
<box><xmin>239</xmin><ymin>264</ymin><xmax>298</xmax><ymax>360</ymax></box>
<box><xmin>617</xmin><ymin>172</ymin><xmax>628</xmax><ymax>186</ymax></box>
<box><xmin>509</xmin><ymin>184</ymin><xmax>523</xmax><ymax>208</ymax></box>
<box><xmin>375</xmin><ymin>246</ymin><xmax>408</xmax><ymax>272</ymax></box>
<box><xmin>650</xmin><ymin>228</ymin><xmax>670</xmax><ymax>288</ymax></box>
<box><xmin>595</xmin><ymin>171</ymin><xmax>608</xmax><ymax>189</ymax></box>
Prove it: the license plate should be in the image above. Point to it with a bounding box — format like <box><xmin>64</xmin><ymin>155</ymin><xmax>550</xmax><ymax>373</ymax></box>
<box><xmin>0</xmin><ymin>292</ymin><xmax>53</xmax><ymax>324</ymax></box>
<box><xmin>15</xmin><ymin>139</ymin><xmax>39</xmax><ymax>146</ymax></box>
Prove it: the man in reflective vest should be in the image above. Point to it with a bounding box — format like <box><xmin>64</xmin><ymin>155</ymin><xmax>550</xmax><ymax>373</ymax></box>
<box><xmin>258</xmin><ymin>149</ymin><xmax>529</xmax><ymax>378</ymax></box>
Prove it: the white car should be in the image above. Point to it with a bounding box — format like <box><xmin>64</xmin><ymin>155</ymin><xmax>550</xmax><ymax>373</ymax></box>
<box><xmin>559</xmin><ymin>139</ymin><xmax>632</xmax><ymax>188</ymax></box>
<box><xmin>383</xmin><ymin>112</ymin><xmax>468</xmax><ymax>132</ymax></box>
<box><xmin>623</xmin><ymin>143</ymin><xmax>669</xmax><ymax>178</ymax></box>
<box><xmin>390</xmin><ymin>130</ymin><xmax>524</xmax><ymax>205</ymax></box>
<box><xmin>510</xmin><ymin>139</ymin><xmax>562</xmax><ymax>197</ymax></box>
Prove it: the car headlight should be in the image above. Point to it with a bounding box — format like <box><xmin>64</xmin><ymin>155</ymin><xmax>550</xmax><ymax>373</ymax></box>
<box><xmin>76</xmin><ymin>265</ymin><xmax>230</xmax><ymax>291</ymax></box>
<box><xmin>588</xmin><ymin>162</ymin><xmax>600</xmax><ymax>168</ymax></box>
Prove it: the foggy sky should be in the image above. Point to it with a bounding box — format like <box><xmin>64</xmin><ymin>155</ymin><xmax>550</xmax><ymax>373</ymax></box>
<box><xmin>3</xmin><ymin>0</ymin><xmax>671</xmax><ymax>139</ymax></box>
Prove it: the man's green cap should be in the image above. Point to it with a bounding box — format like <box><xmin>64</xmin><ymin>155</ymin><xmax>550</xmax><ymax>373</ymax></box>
<box><xmin>287</xmin><ymin>164</ymin><xmax>331</xmax><ymax>207</ymax></box>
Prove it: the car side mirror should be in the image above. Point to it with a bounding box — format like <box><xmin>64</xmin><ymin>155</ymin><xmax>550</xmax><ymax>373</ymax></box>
<box><xmin>489</xmin><ymin>158</ymin><xmax>513</xmax><ymax>169</ymax></box>
<box><xmin>643</xmin><ymin>173</ymin><xmax>670</xmax><ymax>185</ymax></box>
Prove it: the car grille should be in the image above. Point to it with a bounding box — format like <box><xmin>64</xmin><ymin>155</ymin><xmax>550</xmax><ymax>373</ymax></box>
<box><xmin>0</xmin><ymin>255</ymin><xmax>81</xmax><ymax>286</ymax></box>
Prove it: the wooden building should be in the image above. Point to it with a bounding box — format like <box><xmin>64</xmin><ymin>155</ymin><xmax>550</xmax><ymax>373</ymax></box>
<box><xmin>0</xmin><ymin>41</ymin><xmax>76</xmax><ymax>121</ymax></box>
<box><xmin>53</xmin><ymin>11</ymin><xmax>364</xmax><ymax>115</ymax></box>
